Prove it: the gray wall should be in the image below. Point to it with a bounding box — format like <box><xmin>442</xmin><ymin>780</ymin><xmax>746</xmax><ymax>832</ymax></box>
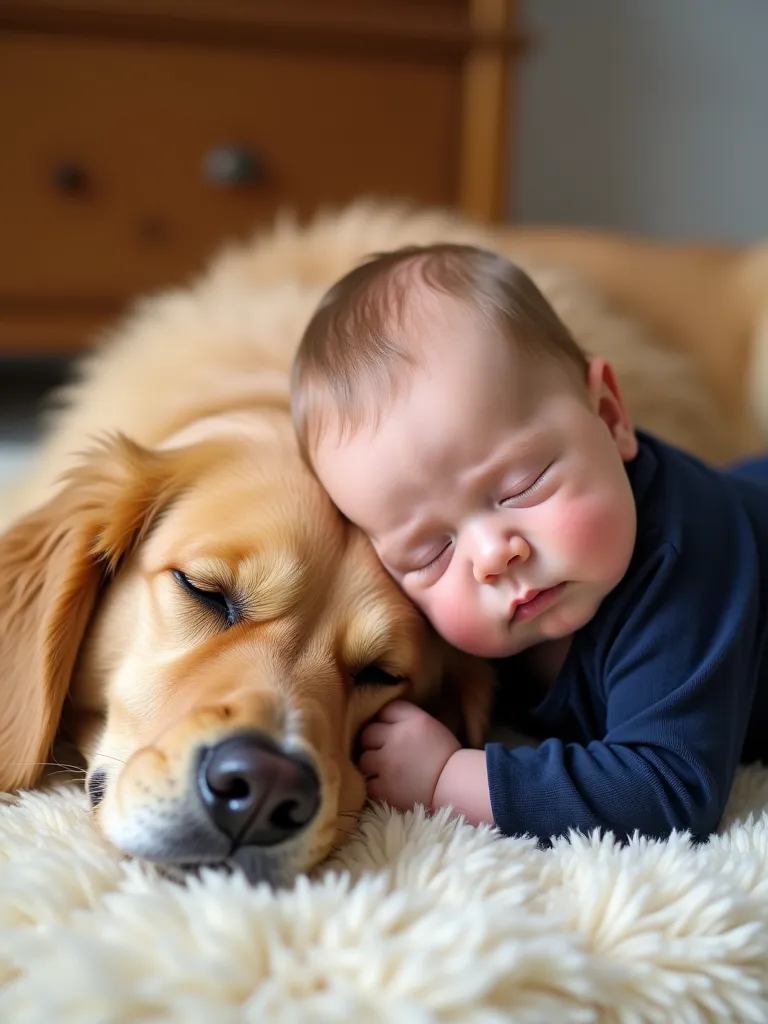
<box><xmin>514</xmin><ymin>0</ymin><xmax>768</xmax><ymax>240</ymax></box>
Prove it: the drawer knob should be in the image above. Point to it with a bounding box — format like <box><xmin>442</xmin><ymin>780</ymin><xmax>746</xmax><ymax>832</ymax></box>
<box><xmin>201</xmin><ymin>145</ymin><xmax>262</xmax><ymax>186</ymax></box>
<box><xmin>53</xmin><ymin>163</ymin><xmax>88</xmax><ymax>194</ymax></box>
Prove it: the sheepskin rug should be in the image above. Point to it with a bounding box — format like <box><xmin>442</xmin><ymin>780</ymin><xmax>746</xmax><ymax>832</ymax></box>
<box><xmin>3</xmin><ymin>766</ymin><xmax>768</xmax><ymax>1023</ymax></box>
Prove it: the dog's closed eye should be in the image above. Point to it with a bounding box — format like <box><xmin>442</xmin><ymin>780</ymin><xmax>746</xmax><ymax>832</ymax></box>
<box><xmin>352</xmin><ymin>664</ymin><xmax>406</xmax><ymax>687</ymax></box>
<box><xmin>171</xmin><ymin>569</ymin><xmax>240</xmax><ymax>628</ymax></box>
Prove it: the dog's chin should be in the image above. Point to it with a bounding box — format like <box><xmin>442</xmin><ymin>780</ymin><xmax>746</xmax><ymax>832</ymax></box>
<box><xmin>228</xmin><ymin>845</ymin><xmax>304</xmax><ymax>888</ymax></box>
<box><xmin>155</xmin><ymin>845</ymin><xmax>304</xmax><ymax>889</ymax></box>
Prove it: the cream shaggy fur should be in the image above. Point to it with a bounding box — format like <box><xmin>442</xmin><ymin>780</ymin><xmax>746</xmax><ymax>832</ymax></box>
<box><xmin>2</xmin><ymin>768</ymin><xmax>768</xmax><ymax>1023</ymax></box>
<box><xmin>2</xmin><ymin>203</ymin><xmax>767</xmax><ymax>1021</ymax></box>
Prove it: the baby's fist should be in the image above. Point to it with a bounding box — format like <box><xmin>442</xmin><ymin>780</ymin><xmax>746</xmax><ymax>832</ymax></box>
<box><xmin>358</xmin><ymin>700</ymin><xmax>461</xmax><ymax>810</ymax></box>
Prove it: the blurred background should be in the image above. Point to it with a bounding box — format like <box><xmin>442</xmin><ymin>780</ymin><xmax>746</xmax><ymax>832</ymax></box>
<box><xmin>2</xmin><ymin>0</ymin><xmax>768</xmax><ymax>488</ymax></box>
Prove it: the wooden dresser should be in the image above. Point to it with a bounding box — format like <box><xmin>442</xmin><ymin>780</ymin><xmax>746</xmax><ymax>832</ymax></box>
<box><xmin>0</xmin><ymin>0</ymin><xmax>523</xmax><ymax>354</ymax></box>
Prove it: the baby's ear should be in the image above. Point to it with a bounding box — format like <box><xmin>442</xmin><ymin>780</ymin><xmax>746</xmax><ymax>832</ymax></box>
<box><xmin>587</xmin><ymin>358</ymin><xmax>638</xmax><ymax>461</ymax></box>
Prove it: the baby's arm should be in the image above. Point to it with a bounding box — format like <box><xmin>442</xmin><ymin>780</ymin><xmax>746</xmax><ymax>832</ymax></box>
<box><xmin>432</xmin><ymin>748</ymin><xmax>493</xmax><ymax>824</ymax></box>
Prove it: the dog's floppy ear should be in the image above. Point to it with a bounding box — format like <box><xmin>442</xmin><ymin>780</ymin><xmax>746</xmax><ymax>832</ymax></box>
<box><xmin>0</xmin><ymin>435</ymin><xmax>220</xmax><ymax>791</ymax></box>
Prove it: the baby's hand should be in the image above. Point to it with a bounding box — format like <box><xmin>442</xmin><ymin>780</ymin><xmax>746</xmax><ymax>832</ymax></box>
<box><xmin>358</xmin><ymin>700</ymin><xmax>461</xmax><ymax>811</ymax></box>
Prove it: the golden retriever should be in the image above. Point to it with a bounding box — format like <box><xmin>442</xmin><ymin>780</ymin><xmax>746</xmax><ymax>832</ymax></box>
<box><xmin>0</xmin><ymin>203</ymin><xmax>753</xmax><ymax>886</ymax></box>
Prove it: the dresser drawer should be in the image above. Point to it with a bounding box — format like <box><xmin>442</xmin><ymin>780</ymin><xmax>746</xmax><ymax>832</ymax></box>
<box><xmin>1</xmin><ymin>31</ymin><xmax>459</xmax><ymax>306</ymax></box>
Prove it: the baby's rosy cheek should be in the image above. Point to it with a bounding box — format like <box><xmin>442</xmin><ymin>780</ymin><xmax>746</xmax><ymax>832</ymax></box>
<box><xmin>556</xmin><ymin>495</ymin><xmax>629</xmax><ymax>569</ymax></box>
<box><xmin>424</xmin><ymin>591</ymin><xmax>489</xmax><ymax>655</ymax></box>
<box><xmin>550</xmin><ymin>497</ymin><xmax>602</xmax><ymax>551</ymax></box>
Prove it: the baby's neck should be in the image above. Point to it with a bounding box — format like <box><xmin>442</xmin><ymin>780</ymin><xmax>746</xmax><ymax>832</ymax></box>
<box><xmin>519</xmin><ymin>636</ymin><xmax>573</xmax><ymax>690</ymax></box>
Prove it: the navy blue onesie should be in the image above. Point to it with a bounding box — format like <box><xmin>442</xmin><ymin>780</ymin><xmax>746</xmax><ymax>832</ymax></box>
<box><xmin>486</xmin><ymin>431</ymin><xmax>768</xmax><ymax>842</ymax></box>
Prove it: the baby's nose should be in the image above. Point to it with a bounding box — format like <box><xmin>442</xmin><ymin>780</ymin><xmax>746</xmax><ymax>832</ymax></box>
<box><xmin>472</xmin><ymin>532</ymin><xmax>530</xmax><ymax>583</ymax></box>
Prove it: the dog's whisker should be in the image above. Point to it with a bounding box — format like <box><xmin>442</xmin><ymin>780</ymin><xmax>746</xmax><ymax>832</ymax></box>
<box><xmin>334</xmin><ymin>817</ymin><xmax>362</xmax><ymax>840</ymax></box>
<box><xmin>1</xmin><ymin>761</ymin><xmax>85</xmax><ymax>772</ymax></box>
<box><xmin>49</xmin><ymin>764</ymin><xmax>87</xmax><ymax>775</ymax></box>
<box><xmin>91</xmin><ymin>752</ymin><xmax>127</xmax><ymax>766</ymax></box>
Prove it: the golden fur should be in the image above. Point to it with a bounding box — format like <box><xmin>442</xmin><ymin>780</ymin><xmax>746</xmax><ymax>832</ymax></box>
<box><xmin>0</xmin><ymin>202</ymin><xmax>756</xmax><ymax>885</ymax></box>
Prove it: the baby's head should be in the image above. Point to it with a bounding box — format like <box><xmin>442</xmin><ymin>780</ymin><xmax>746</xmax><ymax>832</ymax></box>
<box><xmin>291</xmin><ymin>245</ymin><xmax>639</xmax><ymax>659</ymax></box>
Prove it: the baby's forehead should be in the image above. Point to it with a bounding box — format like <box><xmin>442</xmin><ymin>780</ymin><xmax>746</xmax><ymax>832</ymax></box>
<box><xmin>397</xmin><ymin>292</ymin><xmax>548</xmax><ymax>382</ymax></box>
<box><xmin>394</xmin><ymin>286</ymin><xmax>501</xmax><ymax>368</ymax></box>
<box><xmin>390</xmin><ymin>277</ymin><xmax>468</xmax><ymax>341</ymax></box>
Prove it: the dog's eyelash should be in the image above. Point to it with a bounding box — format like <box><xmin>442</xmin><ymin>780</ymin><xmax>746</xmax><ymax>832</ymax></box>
<box><xmin>351</xmin><ymin>664</ymin><xmax>406</xmax><ymax>688</ymax></box>
<box><xmin>87</xmin><ymin>768</ymin><xmax>108</xmax><ymax>808</ymax></box>
<box><xmin>171</xmin><ymin>569</ymin><xmax>240</xmax><ymax>628</ymax></box>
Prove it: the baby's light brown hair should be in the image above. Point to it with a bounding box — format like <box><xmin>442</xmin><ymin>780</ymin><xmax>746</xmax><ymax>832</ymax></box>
<box><xmin>290</xmin><ymin>243</ymin><xmax>588</xmax><ymax>460</ymax></box>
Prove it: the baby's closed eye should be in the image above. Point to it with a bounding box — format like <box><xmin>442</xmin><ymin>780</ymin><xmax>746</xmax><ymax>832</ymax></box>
<box><xmin>500</xmin><ymin>461</ymin><xmax>555</xmax><ymax>506</ymax></box>
<box><xmin>400</xmin><ymin>541</ymin><xmax>453</xmax><ymax>578</ymax></box>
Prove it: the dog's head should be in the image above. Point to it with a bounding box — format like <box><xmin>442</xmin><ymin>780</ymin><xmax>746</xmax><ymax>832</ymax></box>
<box><xmin>0</xmin><ymin>421</ymin><xmax>492</xmax><ymax>885</ymax></box>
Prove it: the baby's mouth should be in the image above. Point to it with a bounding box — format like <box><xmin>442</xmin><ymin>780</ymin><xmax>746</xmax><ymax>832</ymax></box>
<box><xmin>510</xmin><ymin>582</ymin><xmax>566</xmax><ymax>622</ymax></box>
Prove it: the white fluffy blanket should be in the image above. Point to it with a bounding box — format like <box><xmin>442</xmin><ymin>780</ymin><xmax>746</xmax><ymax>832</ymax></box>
<box><xmin>3</xmin><ymin>768</ymin><xmax>768</xmax><ymax>1023</ymax></box>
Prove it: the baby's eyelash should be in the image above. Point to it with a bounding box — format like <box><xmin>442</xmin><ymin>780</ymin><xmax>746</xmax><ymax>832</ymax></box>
<box><xmin>502</xmin><ymin>462</ymin><xmax>553</xmax><ymax>504</ymax></box>
<box><xmin>413</xmin><ymin>542</ymin><xmax>452</xmax><ymax>576</ymax></box>
<box><xmin>504</xmin><ymin>479</ymin><xmax>539</xmax><ymax>502</ymax></box>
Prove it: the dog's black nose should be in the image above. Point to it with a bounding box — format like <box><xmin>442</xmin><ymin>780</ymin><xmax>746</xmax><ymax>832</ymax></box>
<box><xmin>197</xmin><ymin>734</ymin><xmax>320</xmax><ymax>846</ymax></box>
